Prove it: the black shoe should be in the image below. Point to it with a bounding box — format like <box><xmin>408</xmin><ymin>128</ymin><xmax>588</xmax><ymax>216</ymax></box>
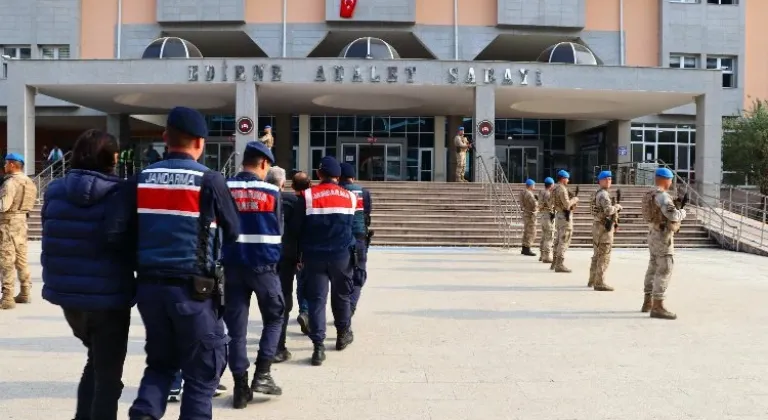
<box><xmin>311</xmin><ymin>343</ymin><xmax>326</xmax><ymax>366</ymax></box>
<box><xmin>297</xmin><ymin>312</ymin><xmax>310</xmax><ymax>335</ymax></box>
<box><xmin>213</xmin><ymin>383</ymin><xmax>227</xmax><ymax>397</ymax></box>
<box><xmin>521</xmin><ymin>246</ymin><xmax>537</xmax><ymax>256</ymax></box>
<box><xmin>273</xmin><ymin>348</ymin><xmax>292</xmax><ymax>363</ymax></box>
<box><xmin>336</xmin><ymin>329</ymin><xmax>354</xmax><ymax>351</ymax></box>
<box><xmin>232</xmin><ymin>372</ymin><xmax>253</xmax><ymax>409</ymax></box>
<box><xmin>251</xmin><ymin>372</ymin><xmax>283</xmax><ymax>395</ymax></box>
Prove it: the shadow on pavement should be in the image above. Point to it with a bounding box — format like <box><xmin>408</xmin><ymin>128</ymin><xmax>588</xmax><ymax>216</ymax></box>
<box><xmin>376</xmin><ymin>284</ymin><xmax>586</xmax><ymax>292</ymax></box>
<box><xmin>376</xmin><ymin>309</ymin><xmax>641</xmax><ymax>320</ymax></box>
<box><xmin>385</xmin><ymin>266</ymin><xmax>552</xmax><ymax>273</ymax></box>
<box><xmin>0</xmin><ymin>381</ymin><xmax>139</xmax><ymax>401</ymax></box>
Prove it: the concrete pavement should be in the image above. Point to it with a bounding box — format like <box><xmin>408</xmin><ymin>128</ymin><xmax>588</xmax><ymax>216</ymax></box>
<box><xmin>2</xmin><ymin>243</ymin><xmax>768</xmax><ymax>419</ymax></box>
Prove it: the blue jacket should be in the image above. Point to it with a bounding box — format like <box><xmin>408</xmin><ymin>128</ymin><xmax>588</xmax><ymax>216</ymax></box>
<box><xmin>41</xmin><ymin>170</ymin><xmax>136</xmax><ymax>310</ymax></box>
<box><xmin>291</xmin><ymin>181</ymin><xmax>356</xmax><ymax>261</ymax></box>
<box><xmin>340</xmin><ymin>181</ymin><xmax>366</xmax><ymax>236</ymax></box>
<box><xmin>136</xmin><ymin>154</ymin><xmax>241</xmax><ymax>279</ymax></box>
<box><xmin>222</xmin><ymin>172</ymin><xmax>282</xmax><ymax>267</ymax></box>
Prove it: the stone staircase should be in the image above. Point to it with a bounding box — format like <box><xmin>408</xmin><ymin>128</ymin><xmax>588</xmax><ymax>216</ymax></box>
<box><xmin>27</xmin><ymin>181</ymin><xmax>719</xmax><ymax>249</ymax></box>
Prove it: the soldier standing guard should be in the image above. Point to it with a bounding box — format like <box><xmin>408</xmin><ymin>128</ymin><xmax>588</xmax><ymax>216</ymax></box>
<box><xmin>538</xmin><ymin>177</ymin><xmax>555</xmax><ymax>264</ymax></box>
<box><xmin>641</xmin><ymin>168</ymin><xmax>686</xmax><ymax>320</ymax></box>
<box><xmin>260</xmin><ymin>125</ymin><xmax>274</xmax><ymax>150</ymax></box>
<box><xmin>551</xmin><ymin>170</ymin><xmax>578</xmax><ymax>273</ymax></box>
<box><xmin>588</xmin><ymin>171</ymin><xmax>622</xmax><ymax>291</ymax></box>
<box><xmin>0</xmin><ymin>153</ymin><xmax>37</xmax><ymax>309</ymax></box>
<box><xmin>454</xmin><ymin>127</ymin><xmax>470</xmax><ymax>182</ymax></box>
<box><xmin>520</xmin><ymin>179</ymin><xmax>538</xmax><ymax>256</ymax></box>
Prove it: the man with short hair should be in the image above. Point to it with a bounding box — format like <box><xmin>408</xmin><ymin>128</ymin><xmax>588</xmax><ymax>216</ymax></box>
<box><xmin>551</xmin><ymin>170</ymin><xmax>578</xmax><ymax>273</ymax></box>
<box><xmin>222</xmin><ymin>142</ymin><xmax>285</xmax><ymax>409</ymax></box>
<box><xmin>538</xmin><ymin>177</ymin><xmax>555</xmax><ymax>264</ymax></box>
<box><xmin>520</xmin><ymin>179</ymin><xmax>538</xmax><ymax>257</ymax></box>
<box><xmin>0</xmin><ymin>153</ymin><xmax>37</xmax><ymax>309</ymax></box>
<box><xmin>588</xmin><ymin>171</ymin><xmax>622</xmax><ymax>292</ymax></box>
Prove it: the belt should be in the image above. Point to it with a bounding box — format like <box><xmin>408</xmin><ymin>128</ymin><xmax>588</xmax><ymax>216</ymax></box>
<box><xmin>138</xmin><ymin>277</ymin><xmax>190</xmax><ymax>287</ymax></box>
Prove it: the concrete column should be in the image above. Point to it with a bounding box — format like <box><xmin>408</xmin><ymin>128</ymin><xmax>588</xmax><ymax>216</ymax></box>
<box><xmin>473</xmin><ymin>86</ymin><xmax>495</xmax><ymax>183</ymax></box>
<box><xmin>695</xmin><ymin>93</ymin><xmax>722</xmax><ymax>199</ymax></box>
<box><xmin>298</xmin><ymin>114</ymin><xmax>310</xmax><ymax>172</ymax></box>
<box><xmin>274</xmin><ymin>114</ymin><xmax>292</xmax><ymax>169</ymax></box>
<box><xmin>433</xmin><ymin>116</ymin><xmax>446</xmax><ymax>182</ymax></box>
<box><xmin>106</xmin><ymin>114</ymin><xmax>132</xmax><ymax>146</ymax></box>
<box><xmin>235</xmin><ymin>83</ymin><xmax>258</xmax><ymax>170</ymax></box>
<box><xmin>7</xmin><ymin>85</ymin><xmax>36</xmax><ymax>175</ymax></box>
<box><xmin>446</xmin><ymin>116</ymin><xmax>463</xmax><ymax>182</ymax></box>
<box><xmin>606</xmin><ymin>120</ymin><xmax>631</xmax><ymax>165</ymax></box>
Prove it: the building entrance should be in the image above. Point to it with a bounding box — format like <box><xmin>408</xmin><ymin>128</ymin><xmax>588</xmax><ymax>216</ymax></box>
<box><xmin>203</xmin><ymin>139</ymin><xmax>235</xmax><ymax>172</ymax></box>
<box><xmin>340</xmin><ymin>140</ymin><xmax>404</xmax><ymax>181</ymax></box>
<box><xmin>496</xmin><ymin>146</ymin><xmax>538</xmax><ymax>183</ymax></box>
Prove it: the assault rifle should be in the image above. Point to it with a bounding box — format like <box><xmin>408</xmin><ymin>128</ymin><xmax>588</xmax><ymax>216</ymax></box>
<box><xmin>605</xmin><ymin>189</ymin><xmax>622</xmax><ymax>232</ymax></box>
<box><xmin>563</xmin><ymin>185</ymin><xmax>579</xmax><ymax>222</ymax></box>
<box><xmin>663</xmin><ymin>190</ymin><xmax>689</xmax><ymax>232</ymax></box>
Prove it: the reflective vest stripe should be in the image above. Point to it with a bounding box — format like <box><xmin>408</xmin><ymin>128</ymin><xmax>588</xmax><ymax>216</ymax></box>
<box><xmin>304</xmin><ymin>185</ymin><xmax>357</xmax><ymax>216</ymax></box>
<box><xmin>237</xmin><ymin>234</ymin><xmax>282</xmax><ymax>244</ymax></box>
<box><xmin>143</xmin><ymin>168</ymin><xmax>204</xmax><ymax>176</ymax></box>
<box><xmin>137</xmin><ymin>185</ymin><xmax>200</xmax><ymax>217</ymax></box>
<box><xmin>227</xmin><ymin>180</ymin><xmax>280</xmax><ymax>191</ymax></box>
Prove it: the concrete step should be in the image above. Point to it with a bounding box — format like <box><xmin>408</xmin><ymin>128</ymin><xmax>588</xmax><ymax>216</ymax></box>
<box><xmin>371</xmin><ymin>241</ymin><xmax>719</xmax><ymax>248</ymax></box>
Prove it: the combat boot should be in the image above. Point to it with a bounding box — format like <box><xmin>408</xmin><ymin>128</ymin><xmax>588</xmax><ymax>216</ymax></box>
<box><xmin>336</xmin><ymin>329</ymin><xmax>354</xmax><ymax>351</ymax></box>
<box><xmin>554</xmin><ymin>260</ymin><xmax>572</xmax><ymax>273</ymax></box>
<box><xmin>587</xmin><ymin>276</ymin><xmax>595</xmax><ymax>288</ymax></box>
<box><xmin>542</xmin><ymin>254</ymin><xmax>553</xmax><ymax>264</ymax></box>
<box><xmin>311</xmin><ymin>343</ymin><xmax>326</xmax><ymax>366</ymax></box>
<box><xmin>650</xmin><ymin>300</ymin><xmax>677</xmax><ymax>320</ymax></box>
<box><xmin>297</xmin><ymin>312</ymin><xmax>310</xmax><ymax>336</ymax></box>
<box><xmin>14</xmin><ymin>285</ymin><xmax>31</xmax><ymax>304</ymax></box>
<box><xmin>549</xmin><ymin>257</ymin><xmax>557</xmax><ymax>270</ymax></box>
<box><xmin>232</xmin><ymin>372</ymin><xmax>253</xmax><ymax>409</ymax></box>
<box><xmin>593</xmin><ymin>282</ymin><xmax>614</xmax><ymax>292</ymax></box>
<box><xmin>273</xmin><ymin>348</ymin><xmax>292</xmax><ymax>363</ymax></box>
<box><xmin>1</xmin><ymin>287</ymin><xmax>15</xmax><ymax>310</ymax></box>
<box><xmin>521</xmin><ymin>247</ymin><xmax>537</xmax><ymax>257</ymax></box>
<box><xmin>641</xmin><ymin>294</ymin><xmax>652</xmax><ymax>313</ymax></box>
<box><xmin>538</xmin><ymin>254</ymin><xmax>542</xmax><ymax>261</ymax></box>
<box><xmin>251</xmin><ymin>358</ymin><xmax>282</xmax><ymax>395</ymax></box>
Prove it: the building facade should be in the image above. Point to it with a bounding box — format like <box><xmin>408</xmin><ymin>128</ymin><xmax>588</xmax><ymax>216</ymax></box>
<box><xmin>0</xmin><ymin>0</ymin><xmax>761</xmax><ymax>188</ymax></box>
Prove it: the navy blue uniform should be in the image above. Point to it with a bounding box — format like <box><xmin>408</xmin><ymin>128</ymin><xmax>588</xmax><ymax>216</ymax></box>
<box><xmin>221</xmin><ymin>172</ymin><xmax>284</xmax><ymax>374</ymax></box>
<box><xmin>340</xmin><ymin>181</ymin><xmax>370</xmax><ymax>315</ymax></box>
<box><xmin>278</xmin><ymin>191</ymin><xmax>301</xmax><ymax>350</ymax></box>
<box><xmin>129</xmin><ymin>153</ymin><xmax>239</xmax><ymax>420</ymax></box>
<box><xmin>291</xmin><ymin>181</ymin><xmax>357</xmax><ymax>343</ymax></box>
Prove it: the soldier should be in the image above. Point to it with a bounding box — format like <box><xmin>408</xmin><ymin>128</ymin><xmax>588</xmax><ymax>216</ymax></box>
<box><xmin>260</xmin><ymin>125</ymin><xmax>274</xmax><ymax>150</ymax></box>
<box><xmin>588</xmin><ymin>171</ymin><xmax>622</xmax><ymax>291</ymax></box>
<box><xmin>538</xmin><ymin>177</ymin><xmax>555</xmax><ymax>264</ymax></box>
<box><xmin>0</xmin><ymin>153</ymin><xmax>37</xmax><ymax>310</ymax></box>
<box><xmin>454</xmin><ymin>127</ymin><xmax>470</xmax><ymax>182</ymax></box>
<box><xmin>641</xmin><ymin>167</ymin><xmax>686</xmax><ymax>320</ymax></box>
<box><xmin>551</xmin><ymin>170</ymin><xmax>578</xmax><ymax>273</ymax></box>
<box><xmin>520</xmin><ymin>179</ymin><xmax>538</xmax><ymax>256</ymax></box>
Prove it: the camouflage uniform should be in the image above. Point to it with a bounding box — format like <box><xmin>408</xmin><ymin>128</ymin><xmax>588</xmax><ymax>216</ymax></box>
<box><xmin>538</xmin><ymin>188</ymin><xmax>555</xmax><ymax>263</ymax></box>
<box><xmin>641</xmin><ymin>187</ymin><xmax>685</xmax><ymax>319</ymax></box>
<box><xmin>588</xmin><ymin>189</ymin><xmax>620</xmax><ymax>291</ymax></box>
<box><xmin>260</xmin><ymin>132</ymin><xmax>274</xmax><ymax>149</ymax></box>
<box><xmin>551</xmin><ymin>183</ymin><xmax>578</xmax><ymax>272</ymax></box>
<box><xmin>520</xmin><ymin>189</ymin><xmax>538</xmax><ymax>249</ymax></box>
<box><xmin>454</xmin><ymin>135</ymin><xmax>469</xmax><ymax>182</ymax></box>
<box><xmin>0</xmin><ymin>172</ymin><xmax>37</xmax><ymax>309</ymax></box>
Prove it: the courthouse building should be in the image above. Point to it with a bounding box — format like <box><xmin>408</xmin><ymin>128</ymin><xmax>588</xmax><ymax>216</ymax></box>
<box><xmin>0</xmin><ymin>0</ymin><xmax>763</xmax><ymax>192</ymax></box>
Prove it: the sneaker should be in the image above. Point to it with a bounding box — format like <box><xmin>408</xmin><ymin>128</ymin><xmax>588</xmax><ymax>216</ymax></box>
<box><xmin>213</xmin><ymin>384</ymin><xmax>227</xmax><ymax>397</ymax></box>
<box><xmin>167</xmin><ymin>387</ymin><xmax>182</xmax><ymax>403</ymax></box>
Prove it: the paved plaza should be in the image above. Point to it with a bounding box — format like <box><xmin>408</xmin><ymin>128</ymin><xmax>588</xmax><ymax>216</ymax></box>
<box><xmin>2</xmin><ymin>243</ymin><xmax>768</xmax><ymax>419</ymax></box>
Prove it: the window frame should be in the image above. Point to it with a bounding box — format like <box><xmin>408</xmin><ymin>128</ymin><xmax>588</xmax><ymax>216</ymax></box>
<box><xmin>669</xmin><ymin>0</ymin><xmax>700</xmax><ymax>3</ymax></box>
<box><xmin>2</xmin><ymin>45</ymin><xmax>32</xmax><ymax>59</ymax></box>
<box><xmin>707</xmin><ymin>0</ymin><xmax>737</xmax><ymax>5</ymax></box>
<box><xmin>39</xmin><ymin>45</ymin><xmax>70</xmax><ymax>60</ymax></box>
<box><xmin>669</xmin><ymin>54</ymin><xmax>699</xmax><ymax>69</ymax></box>
<box><xmin>706</xmin><ymin>56</ymin><xmax>736</xmax><ymax>88</ymax></box>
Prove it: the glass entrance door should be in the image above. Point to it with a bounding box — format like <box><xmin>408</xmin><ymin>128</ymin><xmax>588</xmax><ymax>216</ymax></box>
<box><xmin>341</xmin><ymin>143</ymin><xmax>403</xmax><ymax>181</ymax></box>
<box><xmin>203</xmin><ymin>141</ymin><xmax>235</xmax><ymax>172</ymax></box>
<box><xmin>499</xmin><ymin>146</ymin><xmax>538</xmax><ymax>183</ymax></box>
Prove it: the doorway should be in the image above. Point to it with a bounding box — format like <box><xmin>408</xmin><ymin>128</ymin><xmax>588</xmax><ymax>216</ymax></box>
<box><xmin>203</xmin><ymin>140</ymin><xmax>235</xmax><ymax>172</ymax></box>
<box><xmin>341</xmin><ymin>142</ymin><xmax>404</xmax><ymax>181</ymax></box>
<box><xmin>496</xmin><ymin>146</ymin><xmax>538</xmax><ymax>183</ymax></box>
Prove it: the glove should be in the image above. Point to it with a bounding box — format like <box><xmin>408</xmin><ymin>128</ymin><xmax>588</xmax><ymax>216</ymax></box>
<box><xmin>614</xmin><ymin>204</ymin><xmax>623</xmax><ymax>212</ymax></box>
<box><xmin>679</xmin><ymin>209</ymin><xmax>687</xmax><ymax>220</ymax></box>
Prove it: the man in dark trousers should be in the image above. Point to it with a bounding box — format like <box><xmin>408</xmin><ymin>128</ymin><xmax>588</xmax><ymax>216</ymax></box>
<box><xmin>288</xmin><ymin>156</ymin><xmax>357</xmax><ymax>366</ymax></box>
<box><xmin>274</xmin><ymin>170</ymin><xmax>311</xmax><ymax>362</ymax></box>
<box><xmin>339</xmin><ymin>162</ymin><xmax>372</xmax><ymax>317</ymax></box>
<box><xmin>129</xmin><ymin>107</ymin><xmax>240</xmax><ymax>420</ymax></box>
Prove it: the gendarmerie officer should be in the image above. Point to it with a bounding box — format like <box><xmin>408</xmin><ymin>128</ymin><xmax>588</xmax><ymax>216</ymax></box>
<box><xmin>289</xmin><ymin>156</ymin><xmax>357</xmax><ymax>366</ymax></box>
<box><xmin>221</xmin><ymin>141</ymin><xmax>284</xmax><ymax>409</ymax></box>
<box><xmin>129</xmin><ymin>107</ymin><xmax>240</xmax><ymax>420</ymax></box>
<box><xmin>339</xmin><ymin>162</ymin><xmax>371</xmax><ymax>317</ymax></box>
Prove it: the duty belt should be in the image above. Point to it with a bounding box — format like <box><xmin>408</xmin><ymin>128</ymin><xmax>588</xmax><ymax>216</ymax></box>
<box><xmin>137</xmin><ymin>276</ymin><xmax>190</xmax><ymax>287</ymax></box>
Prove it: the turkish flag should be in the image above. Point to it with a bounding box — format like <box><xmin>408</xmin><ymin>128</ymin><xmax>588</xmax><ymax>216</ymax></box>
<box><xmin>340</xmin><ymin>0</ymin><xmax>357</xmax><ymax>18</ymax></box>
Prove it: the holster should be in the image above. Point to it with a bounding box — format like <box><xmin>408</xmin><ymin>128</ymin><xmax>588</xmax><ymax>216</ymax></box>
<box><xmin>604</xmin><ymin>217</ymin><xmax>614</xmax><ymax>232</ymax></box>
<box><xmin>189</xmin><ymin>275</ymin><xmax>215</xmax><ymax>302</ymax></box>
<box><xmin>549</xmin><ymin>212</ymin><xmax>555</xmax><ymax>222</ymax></box>
<box><xmin>366</xmin><ymin>230</ymin><xmax>375</xmax><ymax>248</ymax></box>
<box><xmin>350</xmin><ymin>246</ymin><xmax>360</xmax><ymax>268</ymax></box>
<box><xmin>564</xmin><ymin>210</ymin><xmax>571</xmax><ymax>222</ymax></box>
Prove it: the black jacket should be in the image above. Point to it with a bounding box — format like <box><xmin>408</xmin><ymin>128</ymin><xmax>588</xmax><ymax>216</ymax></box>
<box><xmin>280</xmin><ymin>191</ymin><xmax>300</xmax><ymax>261</ymax></box>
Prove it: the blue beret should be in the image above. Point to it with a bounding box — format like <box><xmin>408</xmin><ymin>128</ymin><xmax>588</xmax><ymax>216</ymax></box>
<box><xmin>544</xmin><ymin>177</ymin><xmax>554</xmax><ymax>184</ymax></box>
<box><xmin>167</xmin><ymin>106</ymin><xmax>208</xmax><ymax>139</ymax></box>
<box><xmin>340</xmin><ymin>162</ymin><xmax>356</xmax><ymax>178</ymax></box>
<box><xmin>655</xmin><ymin>167</ymin><xmax>674</xmax><ymax>179</ymax></box>
<box><xmin>557</xmin><ymin>170</ymin><xmax>570</xmax><ymax>179</ymax></box>
<box><xmin>245</xmin><ymin>141</ymin><xmax>275</xmax><ymax>164</ymax></box>
<box><xmin>4</xmin><ymin>153</ymin><xmax>24</xmax><ymax>165</ymax></box>
<box><xmin>458</xmin><ymin>127</ymin><xmax>464</xmax><ymax>131</ymax></box>
<box><xmin>525</xmin><ymin>179</ymin><xmax>535</xmax><ymax>186</ymax></box>
<box><xmin>264</xmin><ymin>125</ymin><xmax>271</xmax><ymax>129</ymax></box>
<box><xmin>597</xmin><ymin>170</ymin><xmax>612</xmax><ymax>181</ymax></box>
<box><xmin>318</xmin><ymin>156</ymin><xmax>341</xmax><ymax>177</ymax></box>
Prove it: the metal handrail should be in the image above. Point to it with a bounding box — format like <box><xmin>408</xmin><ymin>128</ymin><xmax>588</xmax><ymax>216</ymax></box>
<box><xmin>475</xmin><ymin>155</ymin><xmax>522</xmax><ymax>249</ymax></box>
<box><xmin>33</xmin><ymin>152</ymin><xmax>72</xmax><ymax>200</ymax></box>
<box><xmin>220</xmin><ymin>152</ymin><xmax>239</xmax><ymax>178</ymax></box>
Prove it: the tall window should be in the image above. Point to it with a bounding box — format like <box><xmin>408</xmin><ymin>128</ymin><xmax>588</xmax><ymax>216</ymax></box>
<box><xmin>707</xmin><ymin>0</ymin><xmax>737</xmax><ymax>4</ymax></box>
<box><xmin>669</xmin><ymin>0</ymin><xmax>699</xmax><ymax>4</ymax></box>
<box><xmin>40</xmin><ymin>45</ymin><xmax>70</xmax><ymax>59</ymax></box>
<box><xmin>2</xmin><ymin>45</ymin><xmax>31</xmax><ymax>59</ymax></box>
<box><xmin>669</xmin><ymin>54</ymin><xmax>698</xmax><ymax>69</ymax></box>
<box><xmin>707</xmin><ymin>56</ymin><xmax>736</xmax><ymax>88</ymax></box>
<box><xmin>631</xmin><ymin>123</ymin><xmax>696</xmax><ymax>181</ymax></box>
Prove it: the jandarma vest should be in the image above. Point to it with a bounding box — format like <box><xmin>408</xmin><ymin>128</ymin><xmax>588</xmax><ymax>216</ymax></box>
<box><xmin>340</xmin><ymin>181</ymin><xmax>366</xmax><ymax>236</ymax></box>
<box><xmin>222</xmin><ymin>173</ymin><xmax>282</xmax><ymax>267</ymax></box>
<box><xmin>300</xmin><ymin>182</ymin><xmax>356</xmax><ymax>260</ymax></box>
<box><xmin>136</xmin><ymin>158</ymin><xmax>215</xmax><ymax>278</ymax></box>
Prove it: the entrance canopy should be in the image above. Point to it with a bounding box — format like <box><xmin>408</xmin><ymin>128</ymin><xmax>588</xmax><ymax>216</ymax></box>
<box><xmin>5</xmin><ymin>58</ymin><xmax>721</xmax><ymax>120</ymax></box>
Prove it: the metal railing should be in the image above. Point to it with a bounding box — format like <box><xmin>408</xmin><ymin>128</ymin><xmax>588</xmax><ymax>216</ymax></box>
<box><xmin>592</xmin><ymin>162</ymin><xmax>658</xmax><ymax>186</ymax></box>
<box><xmin>693</xmin><ymin>184</ymin><xmax>768</xmax><ymax>253</ymax></box>
<box><xmin>33</xmin><ymin>152</ymin><xmax>72</xmax><ymax>200</ymax></box>
<box><xmin>220</xmin><ymin>152</ymin><xmax>239</xmax><ymax>178</ymax></box>
<box><xmin>475</xmin><ymin>156</ymin><xmax>522</xmax><ymax>249</ymax></box>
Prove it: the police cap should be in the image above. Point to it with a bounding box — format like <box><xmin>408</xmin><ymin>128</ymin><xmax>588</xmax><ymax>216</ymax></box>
<box><xmin>4</xmin><ymin>153</ymin><xmax>24</xmax><ymax>165</ymax></box>
<box><xmin>244</xmin><ymin>141</ymin><xmax>275</xmax><ymax>164</ymax></box>
<box><xmin>340</xmin><ymin>162</ymin><xmax>356</xmax><ymax>178</ymax></box>
<box><xmin>557</xmin><ymin>169</ymin><xmax>570</xmax><ymax>179</ymax></box>
<box><xmin>655</xmin><ymin>167</ymin><xmax>674</xmax><ymax>179</ymax></box>
<box><xmin>597</xmin><ymin>170</ymin><xmax>612</xmax><ymax>181</ymax></box>
<box><xmin>166</xmin><ymin>106</ymin><xmax>208</xmax><ymax>139</ymax></box>
<box><xmin>544</xmin><ymin>177</ymin><xmax>554</xmax><ymax>185</ymax></box>
<box><xmin>318</xmin><ymin>156</ymin><xmax>342</xmax><ymax>177</ymax></box>
<box><xmin>525</xmin><ymin>179</ymin><xmax>535</xmax><ymax>186</ymax></box>
<box><xmin>458</xmin><ymin>127</ymin><xmax>464</xmax><ymax>132</ymax></box>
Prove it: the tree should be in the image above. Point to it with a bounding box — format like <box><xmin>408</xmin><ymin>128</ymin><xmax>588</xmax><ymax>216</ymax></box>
<box><xmin>722</xmin><ymin>99</ymin><xmax>768</xmax><ymax>199</ymax></box>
